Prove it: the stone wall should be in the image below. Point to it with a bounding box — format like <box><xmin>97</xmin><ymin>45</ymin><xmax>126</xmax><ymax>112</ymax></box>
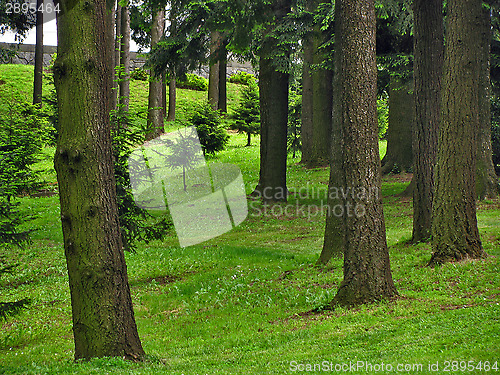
<box><xmin>0</xmin><ymin>42</ymin><xmax>255</xmax><ymax>78</ymax></box>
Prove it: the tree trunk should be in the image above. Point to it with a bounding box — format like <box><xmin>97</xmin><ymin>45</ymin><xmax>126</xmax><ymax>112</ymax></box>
<box><xmin>430</xmin><ymin>0</ymin><xmax>488</xmax><ymax>266</ymax></box>
<box><xmin>476</xmin><ymin>6</ymin><xmax>500</xmax><ymax>200</ymax></box>
<box><xmin>166</xmin><ymin>9</ymin><xmax>177</xmax><ymax>122</ymax></box>
<box><xmin>252</xmin><ymin>0</ymin><xmax>290</xmax><ymax>203</ymax></box>
<box><xmin>111</xmin><ymin>4</ymin><xmax>122</xmax><ymax>111</ymax></box>
<box><xmin>166</xmin><ymin>75</ymin><xmax>176</xmax><ymax>121</ymax></box>
<box><xmin>208</xmin><ymin>31</ymin><xmax>222</xmax><ymax>109</ymax></box>
<box><xmin>219</xmin><ymin>52</ymin><xmax>227</xmax><ymax>113</ymax></box>
<box><xmin>411</xmin><ymin>0</ymin><xmax>444</xmax><ymax>243</ymax></box>
<box><xmin>327</xmin><ymin>0</ymin><xmax>398</xmax><ymax>307</ymax></box>
<box><xmin>53</xmin><ymin>0</ymin><xmax>144</xmax><ymax>360</ymax></box>
<box><xmin>32</xmin><ymin>0</ymin><xmax>43</xmax><ymax>107</ymax></box>
<box><xmin>301</xmin><ymin>0</ymin><xmax>333</xmax><ymax>168</ymax></box>
<box><xmin>381</xmin><ymin>76</ymin><xmax>414</xmax><ymax>174</ymax></box>
<box><xmin>146</xmin><ymin>9</ymin><xmax>165</xmax><ymax>141</ymax></box>
<box><xmin>119</xmin><ymin>5</ymin><xmax>131</xmax><ymax>112</ymax></box>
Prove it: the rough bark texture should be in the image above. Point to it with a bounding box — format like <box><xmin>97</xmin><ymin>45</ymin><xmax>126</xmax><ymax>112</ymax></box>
<box><xmin>381</xmin><ymin>76</ymin><xmax>414</xmax><ymax>174</ymax></box>
<box><xmin>411</xmin><ymin>0</ymin><xmax>444</xmax><ymax>242</ymax></box>
<box><xmin>430</xmin><ymin>0</ymin><xmax>488</xmax><ymax>266</ymax></box>
<box><xmin>301</xmin><ymin>0</ymin><xmax>333</xmax><ymax>168</ymax></box>
<box><xmin>146</xmin><ymin>9</ymin><xmax>165</xmax><ymax>141</ymax></box>
<box><xmin>119</xmin><ymin>5</ymin><xmax>131</xmax><ymax>112</ymax></box>
<box><xmin>32</xmin><ymin>0</ymin><xmax>43</xmax><ymax>106</ymax></box>
<box><xmin>326</xmin><ymin>0</ymin><xmax>397</xmax><ymax>307</ymax></box>
<box><xmin>53</xmin><ymin>0</ymin><xmax>144</xmax><ymax>360</ymax></box>
<box><xmin>253</xmin><ymin>0</ymin><xmax>290</xmax><ymax>203</ymax></box>
<box><xmin>476</xmin><ymin>6</ymin><xmax>500</xmax><ymax>200</ymax></box>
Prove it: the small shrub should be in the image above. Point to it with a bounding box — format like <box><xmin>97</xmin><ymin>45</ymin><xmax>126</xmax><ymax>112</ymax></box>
<box><xmin>189</xmin><ymin>102</ymin><xmax>229</xmax><ymax>155</ymax></box>
<box><xmin>230</xmin><ymin>82</ymin><xmax>260</xmax><ymax>146</ymax></box>
<box><xmin>130</xmin><ymin>68</ymin><xmax>149</xmax><ymax>81</ymax></box>
<box><xmin>177</xmin><ymin>73</ymin><xmax>208</xmax><ymax>91</ymax></box>
<box><xmin>229</xmin><ymin>71</ymin><xmax>256</xmax><ymax>86</ymax></box>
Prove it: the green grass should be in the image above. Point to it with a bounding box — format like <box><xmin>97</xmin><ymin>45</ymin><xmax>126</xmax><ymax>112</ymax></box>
<box><xmin>0</xmin><ymin>65</ymin><xmax>499</xmax><ymax>374</ymax></box>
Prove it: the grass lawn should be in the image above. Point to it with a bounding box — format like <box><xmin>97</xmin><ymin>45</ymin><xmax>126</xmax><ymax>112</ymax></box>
<box><xmin>0</xmin><ymin>65</ymin><xmax>499</xmax><ymax>374</ymax></box>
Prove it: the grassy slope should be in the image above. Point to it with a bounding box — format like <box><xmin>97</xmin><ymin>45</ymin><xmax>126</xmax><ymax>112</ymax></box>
<box><xmin>0</xmin><ymin>65</ymin><xmax>499</xmax><ymax>374</ymax></box>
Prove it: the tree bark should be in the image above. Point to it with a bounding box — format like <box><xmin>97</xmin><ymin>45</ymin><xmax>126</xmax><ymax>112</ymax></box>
<box><xmin>430</xmin><ymin>0</ymin><xmax>488</xmax><ymax>266</ymax></box>
<box><xmin>252</xmin><ymin>0</ymin><xmax>290</xmax><ymax>203</ymax></box>
<box><xmin>301</xmin><ymin>0</ymin><xmax>333</xmax><ymax>168</ymax></box>
<box><xmin>53</xmin><ymin>0</ymin><xmax>144</xmax><ymax>360</ymax></box>
<box><xmin>32</xmin><ymin>0</ymin><xmax>43</xmax><ymax>107</ymax></box>
<box><xmin>411</xmin><ymin>0</ymin><xmax>444</xmax><ymax>242</ymax></box>
<box><xmin>381</xmin><ymin>76</ymin><xmax>414</xmax><ymax>174</ymax></box>
<box><xmin>146</xmin><ymin>9</ymin><xmax>165</xmax><ymax>141</ymax></box>
<box><xmin>119</xmin><ymin>4</ymin><xmax>131</xmax><ymax>112</ymax></box>
<box><xmin>327</xmin><ymin>0</ymin><xmax>398</xmax><ymax>306</ymax></box>
<box><xmin>476</xmin><ymin>6</ymin><xmax>500</xmax><ymax>200</ymax></box>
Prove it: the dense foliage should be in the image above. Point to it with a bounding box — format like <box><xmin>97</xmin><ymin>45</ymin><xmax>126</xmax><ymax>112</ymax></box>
<box><xmin>229</xmin><ymin>71</ymin><xmax>256</xmax><ymax>86</ymax></box>
<box><xmin>176</xmin><ymin>73</ymin><xmax>208</xmax><ymax>91</ymax></box>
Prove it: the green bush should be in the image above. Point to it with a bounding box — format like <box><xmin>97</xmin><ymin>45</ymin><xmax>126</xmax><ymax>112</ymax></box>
<box><xmin>229</xmin><ymin>71</ymin><xmax>256</xmax><ymax>86</ymax></box>
<box><xmin>189</xmin><ymin>102</ymin><xmax>229</xmax><ymax>155</ymax></box>
<box><xmin>177</xmin><ymin>73</ymin><xmax>208</xmax><ymax>91</ymax></box>
<box><xmin>230</xmin><ymin>82</ymin><xmax>260</xmax><ymax>146</ymax></box>
<box><xmin>130</xmin><ymin>68</ymin><xmax>149</xmax><ymax>81</ymax></box>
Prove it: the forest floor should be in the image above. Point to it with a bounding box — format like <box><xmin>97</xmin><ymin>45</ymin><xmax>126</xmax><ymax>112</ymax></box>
<box><xmin>0</xmin><ymin>65</ymin><xmax>499</xmax><ymax>374</ymax></box>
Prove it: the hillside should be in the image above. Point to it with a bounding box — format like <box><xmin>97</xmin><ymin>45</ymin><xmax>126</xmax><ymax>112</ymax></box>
<box><xmin>0</xmin><ymin>64</ymin><xmax>499</xmax><ymax>375</ymax></box>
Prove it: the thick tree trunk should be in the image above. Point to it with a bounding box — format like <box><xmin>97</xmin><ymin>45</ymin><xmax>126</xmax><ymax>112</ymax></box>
<box><xmin>381</xmin><ymin>76</ymin><xmax>414</xmax><ymax>174</ymax></box>
<box><xmin>53</xmin><ymin>0</ymin><xmax>144</xmax><ymax>360</ymax></box>
<box><xmin>119</xmin><ymin>5</ymin><xmax>131</xmax><ymax>112</ymax></box>
<box><xmin>430</xmin><ymin>0</ymin><xmax>488</xmax><ymax>266</ymax></box>
<box><xmin>253</xmin><ymin>1</ymin><xmax>290</xmax><ymax>203</ymax></box>
<box><xmin>146</xmin><ymin>9</ymin><xmax>165</xmax><ymax>141</ymax></box>
<box><xmin>301</xmin><ymin>0</ymin><xmax>333</xmax><ymax>168</ymax></box>
<box><xmin>411</xmin><ymin>0</ymin><xmax>444</xmax><ymax>243</ymax></box>
<box><xmin>476</xmin><ymin>6</ymin><xmax>500</xmax><ymax>200</ymax></box>
<box><xmin>327</xmin><ymin>0</ymin><xmax>397</xmax><ymax>306</ymax></box>
<box><xmin>32</xmin><ymin>0</ymin><xmax>43</xmax><ymax>107</ymax></box>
